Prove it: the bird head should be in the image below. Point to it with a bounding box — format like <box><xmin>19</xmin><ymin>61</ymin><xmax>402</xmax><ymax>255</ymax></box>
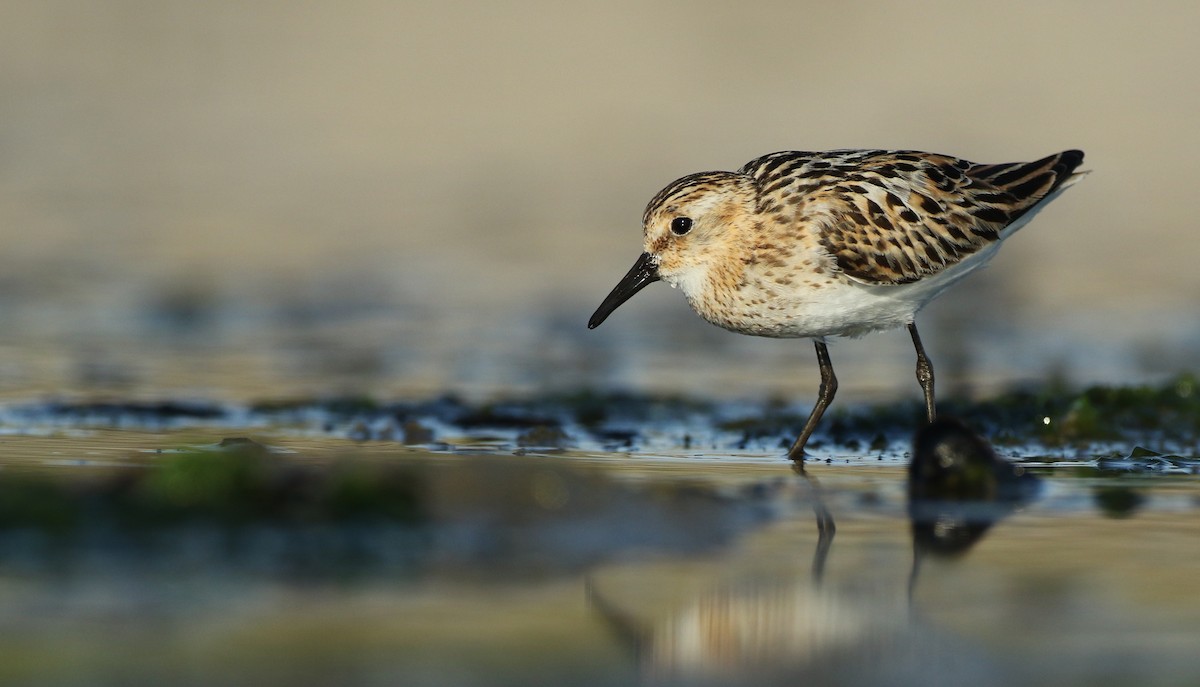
<box><xmin>588</xmin><ymin>171</ymin><xmax>756</xmax><ymax>329</ymax></box>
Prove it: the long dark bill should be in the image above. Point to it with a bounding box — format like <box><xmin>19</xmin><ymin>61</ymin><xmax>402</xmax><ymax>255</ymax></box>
<box><xmin>587</xmin><ymin>252</ymin><xmax>660</xmax><ymax>329</ymax></box>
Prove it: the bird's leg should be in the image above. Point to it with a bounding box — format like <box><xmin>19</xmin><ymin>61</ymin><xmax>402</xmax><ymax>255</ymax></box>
<box><xmin>908</xmin><ymin>322</ymin><xmax>936</xmax><ymax>424</ymax></box>
<box><xmin>787</xmin><ymin>340</ymin><xmax>838</xmax><ymax>462</ymax></box>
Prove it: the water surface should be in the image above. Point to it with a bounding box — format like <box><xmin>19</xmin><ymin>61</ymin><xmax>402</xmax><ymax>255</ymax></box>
<box><xmin>0</xmin><ymin>406</ymin><xmax>1196</xmax><ymax>686</ymax></box>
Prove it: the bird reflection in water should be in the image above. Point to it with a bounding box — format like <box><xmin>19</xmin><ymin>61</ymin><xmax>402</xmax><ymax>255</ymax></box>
<box><xmin>908</xmin><ymin>417</ymin><xmax>1041</xmax><ymax>599</ymax></box>
<box><xmin>588</xmin><ymin>417</ymin><xmax>1040</xmax><ymax>683</ymax></box>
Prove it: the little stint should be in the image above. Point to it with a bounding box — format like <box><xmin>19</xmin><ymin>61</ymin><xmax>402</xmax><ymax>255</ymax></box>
<box><xmin>588</xmin><ymin>148</ymin><xmax>1086</xmax><ymax>460</ymax></box>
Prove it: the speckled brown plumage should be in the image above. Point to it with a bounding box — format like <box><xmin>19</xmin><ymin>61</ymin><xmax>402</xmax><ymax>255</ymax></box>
<box><xmin>739</xmin><ymin>149</ymin><xmax>1083</xmax><ymax>285</ymax></box>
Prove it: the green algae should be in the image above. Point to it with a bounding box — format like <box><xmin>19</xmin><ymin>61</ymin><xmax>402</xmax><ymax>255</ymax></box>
<box><xmin>0</xmin><ymin>440</ymin><xmax>427</xmax><ymax>534</ymax></box>
<box><xmin>893</xmin><ymin>373</ymin><xmax>1199</xmax><ymax>449</ymax></box>
<box><xmin>0</xmin><ymin>476</ymin><xmax>83</xmax><ymax>534</ymax></box>
<box><xmin>138</xmin><ymin>444</ymin><xmax>425</xmax><ymax>527</ymax></box>
<box><xmin>704</xmin><ymin>373</ymin><xmax>1198</xmax><ymax>451</ymax></box>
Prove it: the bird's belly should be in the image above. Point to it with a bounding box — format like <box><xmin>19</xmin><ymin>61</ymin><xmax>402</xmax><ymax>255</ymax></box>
<box><xmin>691</xmin><ymin>277</ymin><xmax>946</xmax><ymax>340</ymax></box>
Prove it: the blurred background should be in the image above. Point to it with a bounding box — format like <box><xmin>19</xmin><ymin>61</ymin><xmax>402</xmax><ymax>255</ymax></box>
<box><xmin>0</xmin><ymin>0</ymin><xmax>1196</xmax><ymax>404</ymax></box>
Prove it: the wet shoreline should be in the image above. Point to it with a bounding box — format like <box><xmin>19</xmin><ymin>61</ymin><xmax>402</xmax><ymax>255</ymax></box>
<box><xmin>3</xmin><ymin>373</ymin><xmax>1198</xmax><ymax>463</ymax></box>
<box><xmin>0</xmin><ymin>381</ymin><xmax>1197</xmax><ymax>685</ymax></box>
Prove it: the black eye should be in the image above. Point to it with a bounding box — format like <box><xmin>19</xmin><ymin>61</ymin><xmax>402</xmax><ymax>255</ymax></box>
<box><xmin>670</xmin><ymin>217</ymin><xmax>693</xmax><ymax>235</ymax></box>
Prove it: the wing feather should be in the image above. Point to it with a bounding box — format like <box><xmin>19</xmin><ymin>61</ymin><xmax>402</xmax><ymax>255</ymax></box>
<box><xmin>743</xmin><ymin>149</ymin><xmax>1085</xmax><ymax>285</ymax></box>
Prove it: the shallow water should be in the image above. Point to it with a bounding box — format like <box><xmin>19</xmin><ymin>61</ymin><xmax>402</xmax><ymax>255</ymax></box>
<box><xmin>0</xmin><ymin>403</ymin><xmax>1196</xmax><ymax>687</ymax></box>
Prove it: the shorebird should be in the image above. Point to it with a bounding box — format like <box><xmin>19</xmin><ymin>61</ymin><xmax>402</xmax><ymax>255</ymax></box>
<box><xmin>588</xmin><ymin>148</ymin><xmax>1086</xmax><ymax>460</ymax></box>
